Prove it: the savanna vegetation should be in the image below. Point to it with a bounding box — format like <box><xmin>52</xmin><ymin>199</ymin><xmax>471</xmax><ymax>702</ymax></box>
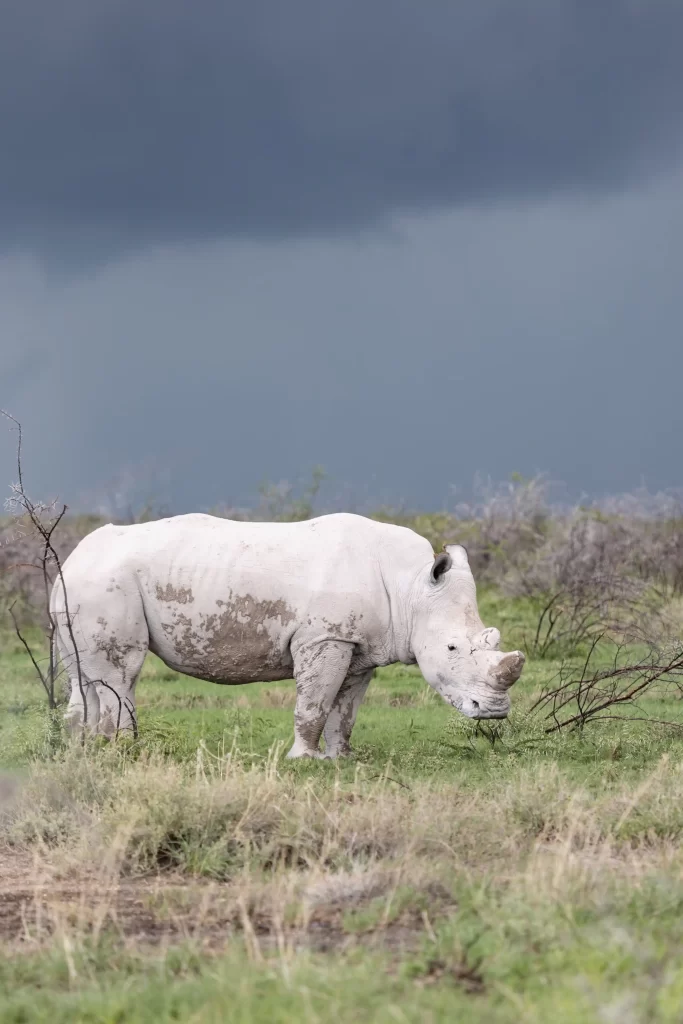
<box><xmin>2</xmin><ymin>462</ymin><xmax>683</xmax><ymax>1022</ymax></box>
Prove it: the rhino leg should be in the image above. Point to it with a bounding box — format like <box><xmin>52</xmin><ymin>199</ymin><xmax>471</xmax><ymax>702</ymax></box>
<box><xmin>53</xmin><ymin>582</ymin><xmax>148</xmax><ymax>739</ymax></box>
<box><xmin>56</xmin><ymin>629</ymin><xmax>102</xmax><ymax>734</ymax></box>
<box><xmin>57</xmin><ymin>630</ymin><xmax>146</xmax><ymax>739</ymax></box>
<box><xmin>323</xmin><ymin>669</ymin><xmax>373</xmax><ymax>758</ymax></box>
<box><xmin>288</xmin><ymin>640</ymin><xmax>354</xmax><ymax>759</ymax></box>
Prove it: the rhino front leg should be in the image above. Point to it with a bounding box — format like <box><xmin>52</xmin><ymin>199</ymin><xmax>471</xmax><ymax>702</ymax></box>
<box><xmin>323</xmin><ymin>669</ymin><xmax>373</xmax><ymax>758</ymax></box>
<box><xmin>288</xmin><ymin>640</ymin><xmax>354</xmax><ymax>759</ymax></box>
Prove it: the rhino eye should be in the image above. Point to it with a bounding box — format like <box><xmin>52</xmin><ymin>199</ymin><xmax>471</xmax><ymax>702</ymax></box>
<box><xmin>447</xmin><ymin>644</ymin><xmax>457</xmax><ymax>652</ymax></box>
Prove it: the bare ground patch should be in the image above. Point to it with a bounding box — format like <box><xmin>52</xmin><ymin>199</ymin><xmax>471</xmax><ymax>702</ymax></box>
<box><xmin>0</xmin><ymin>847</ymin><xmax>456</xmax><ymax>954</ymax></box>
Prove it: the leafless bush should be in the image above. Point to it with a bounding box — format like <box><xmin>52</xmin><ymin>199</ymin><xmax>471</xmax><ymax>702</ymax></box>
<box><xmin>83</xmin><ymin>463</ymin><xmax>172</xmax><ymax>524</ymax></box>
<box><xmin>504</xmin><ymin>512</ymin><xmax>667</xmax><ymax>658</ymax></box>
<box><xmin>452</xmin><ymin>474</ymin><xmax>552</xmax><ymax>581</ymax></box>
<box><xmin>370</xmin><ymin>476</ymin><xmax>552</xmax><ymax>581</ymax></box>
<box><xmin>1</xmin><ymin>411</ymin><xmax>88</xmax><ymax>723</ymax></box>
<box><xmin>530</xmin><ymin>634</ymin><xmax>683</xmax><ymax>733</ymax></box>
<box><xmin>213</xmin><ymin>466</ymin><xmax>326</xmax><ymax>523</ymax></box>
<box><xmin>0</xmin><ymin>515</ymin><xmax>95</xmax><ymax>628</ymax></box>
<box><xmin>412</xmin><ymin>478</ymin><xmax>683</xmax><ymax>614</ymax></box>
<box><xmin>0</xmin><ymin>463</ymin><xmax>169</xmax><ymax>626</ymax></box>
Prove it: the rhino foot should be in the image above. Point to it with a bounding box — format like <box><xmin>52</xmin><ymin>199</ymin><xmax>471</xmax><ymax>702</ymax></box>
<box><xmin>286</xmin><ymin>744</ymin><xmax>326</xmax><ymax>760</ymax></box>
<box><xmin>323</xmin><ymin>745</ymin><xmax>353</xmax><ymax>759</ymax></box>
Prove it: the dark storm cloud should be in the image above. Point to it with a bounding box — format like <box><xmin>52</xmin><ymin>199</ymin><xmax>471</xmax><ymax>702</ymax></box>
<box><xmin>2</xmin><ymin>0</ymin><xmax>683</xmax><ymax>258</ymax></box>
<box><xmin>3</xmin><ymin>173</ymin><xmax>683</xmax><ymax>511</ymax></box>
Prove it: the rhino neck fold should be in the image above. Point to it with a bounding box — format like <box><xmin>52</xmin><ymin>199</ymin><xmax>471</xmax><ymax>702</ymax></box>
<box><xmin>379</xmin><ymin>562</ymin><xmax>422</xmax><ymax>667</ymax></box>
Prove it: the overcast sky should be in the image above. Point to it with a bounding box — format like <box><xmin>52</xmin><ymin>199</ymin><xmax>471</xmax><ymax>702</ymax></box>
<box><xmin>2</xmin><ymin>1</ymin><xmax>683</xmax><ymax>514</ymax></box>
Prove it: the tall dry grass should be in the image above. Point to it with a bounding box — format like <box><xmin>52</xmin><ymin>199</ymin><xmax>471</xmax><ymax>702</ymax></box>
<box><xmin>3</xmin><ymin>741</ymin><xmax>683</xmax><ymax>952</ymax></box>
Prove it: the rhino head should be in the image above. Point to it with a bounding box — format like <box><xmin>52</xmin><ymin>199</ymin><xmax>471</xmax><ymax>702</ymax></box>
<box><xmin>409</xmin><ymin>544</ymin><xmax>525</xmax><ymax>719</ymax></box>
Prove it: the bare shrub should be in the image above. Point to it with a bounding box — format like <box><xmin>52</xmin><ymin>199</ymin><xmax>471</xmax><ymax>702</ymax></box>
<box><xmin>0</xmin><ymin>411</ymin><xmax>90</xmax><ymax>728</ymax></box>
<box><xmin>503</xmin><ymin>512</ymin><xmax>666</xmax><ymax>658</ymax></box>
<box><xmin>213</xmin><ymin>467</ymin><xmax>327</xmax><ymax>523</ymax></box>
<box><xmin>598</xmin><ymin>489</ymin><xmax>683</xmax><ymax>598</ymax></box>
<box><xmin>370</xmin><ymin>476</ymin><xmax>552</xmax><ymax>583</ymax></box>
<box><xmin>0</xmin><ymin>515</ymin><xmax>96</xmax><ymax>629</ymax></box>
<box><xmin>368</xmin><ymin>509</ymin><xmax>460</xmax><ymax>559</ymax></box>
<box><xmin>530</xmin><ymin>634</ymin><xmax>683</xmax><ymax>733</ymax></box>
<box><xmin>452</xmin><ymin>473</ymin><xmax>552</xmax><ymax>582</ymax></box>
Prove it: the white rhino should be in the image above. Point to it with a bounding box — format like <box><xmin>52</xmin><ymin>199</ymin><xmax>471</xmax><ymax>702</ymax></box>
<box><xmin>51</xmin><ymin>512</ymin><xmax>525</xmax><ymax>758</ymax></box>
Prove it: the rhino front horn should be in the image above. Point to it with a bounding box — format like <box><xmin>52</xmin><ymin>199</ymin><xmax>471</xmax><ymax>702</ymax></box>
<box><xmin>496</xmin><ymin>651</ymin><xmax>525</xmax><ymax>688</ymax></box>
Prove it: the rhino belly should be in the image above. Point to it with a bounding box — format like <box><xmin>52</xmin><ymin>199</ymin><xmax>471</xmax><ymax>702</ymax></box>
<box><xmin>147</xmin><ymin>590</ymin><xmax>297</xmax><ymax>684</ymax></box>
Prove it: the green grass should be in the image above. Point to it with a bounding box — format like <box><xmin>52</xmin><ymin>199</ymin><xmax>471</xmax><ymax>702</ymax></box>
<box><xmin>0</xmin><ymin>940</ymin><xmax>635</xmax><ymax>1024</ymax></box>
<box><xmin>2</xmin><ymin>592</ymin><xmax>683</xmax><ymax>1021</ymax></box>
<box><xmin>4</xmin><ymin>926</ymin><xmax>683</xmax><ymax>1024</ymax></box>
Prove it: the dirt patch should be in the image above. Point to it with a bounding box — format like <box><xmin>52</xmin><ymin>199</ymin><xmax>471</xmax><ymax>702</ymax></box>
<box><xmin>0</xmin><ymin>849</ymin><xmax>456</xmax><ymax>954</ymax></box>
<box><xmin>159</xmin><ymin>592</ymin><xmax>297</xmax><ymax>684</ymax></box>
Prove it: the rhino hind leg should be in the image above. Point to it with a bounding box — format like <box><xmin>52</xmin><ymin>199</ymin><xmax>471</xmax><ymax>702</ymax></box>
<box><xmin>53</xmin><ymin>582</ymin><xmax>148</xmax><ymax>739</ymax></box>
<box><xmin>287</xmin><ymin>640</ymin><xmax>354</xmax><ymax>759</ymax></box>
<box><xmin>323</xmin><ymin>669</ymin><xmax>373</xmax><ymax>758</ymax></box>
<box><xmin>56</xmin><ymin>629</ymin><xmax>101</xmax><ymax>735</ymax></box>
<box><xmin>57</xmin><ymin>630</ymin><xmax>147</xmax><ymax>739</ymax></box>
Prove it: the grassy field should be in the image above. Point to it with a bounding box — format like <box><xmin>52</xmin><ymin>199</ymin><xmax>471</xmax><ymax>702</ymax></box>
<box><xmin>2</xmin><ymin>591</ymin><xmax>683</xmax><ymax>1022</ymax></box>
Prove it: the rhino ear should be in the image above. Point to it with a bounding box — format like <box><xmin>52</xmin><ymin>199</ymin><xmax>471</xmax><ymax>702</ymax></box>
<box><xmin>430</xmin><ymin>550</ymin><xmax>452</xmax><ymax>584</ymax></box>
<box><xmin>444</xmin><ymin>544</ymin><xmax>469</xmax><ymax>569</ymax></box>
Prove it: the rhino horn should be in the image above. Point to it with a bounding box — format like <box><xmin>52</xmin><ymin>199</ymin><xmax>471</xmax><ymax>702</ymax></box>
<box><xmin>495</xmin><ymin>651</ymin><xmax>525</xmax><ymax>688</ymax></box>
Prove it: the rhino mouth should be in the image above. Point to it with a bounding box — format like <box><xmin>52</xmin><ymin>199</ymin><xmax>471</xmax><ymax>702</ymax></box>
<box><xmin>452</xmin><ymin>696</ymin><xmax>510</xmax><ymax>720</ymax></box>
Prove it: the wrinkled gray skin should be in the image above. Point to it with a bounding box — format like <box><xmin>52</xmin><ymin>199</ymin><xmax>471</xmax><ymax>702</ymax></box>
<box><xmin>51</xmin><ymin>513</ymin><xmax>525</xmax><ymax>758</ymax></box>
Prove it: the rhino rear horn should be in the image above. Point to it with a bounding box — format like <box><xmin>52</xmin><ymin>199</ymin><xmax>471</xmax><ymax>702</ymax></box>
<box><xmin>444</xmin><ymin>544</ymin><xmax>469</xmax><ymax>569</ymax></box>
